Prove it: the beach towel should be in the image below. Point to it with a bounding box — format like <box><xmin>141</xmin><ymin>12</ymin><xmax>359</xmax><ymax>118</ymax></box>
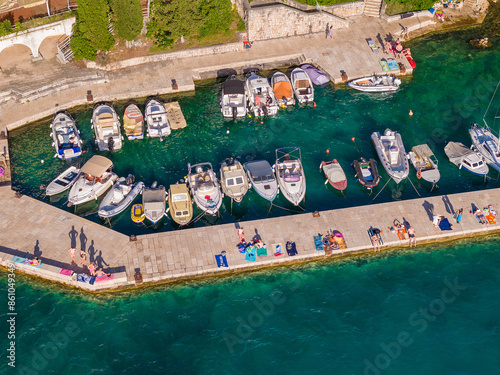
<box><xmin>387</xmin><ymin>59</ymin><xmax>399</xmax><ymax>70</ymax></box>
<box><xmin>439</xmin><ymin>218</ymin><xmax>453</xmax><ymax>231</ymax></box>
<box><xmin>76</xmin><ymin>273</ymin><xmax>95</xmax><ymax>285</ymax></box>
<box><xmin>314</xmin><ymin>236</ymin><xmax>324</xmax><ymax>251</ymax></box>
<box><xmin>245</xmin><ymin>246</ymin><xmax>257</xmax><ymax>262</ymax></box>
<box><xmin>271</xmin><ymin>243</ymin><xmax>283</xmax><ymax>257</ymax></box>
<box><xmin>367</xmin><ymin>39</ymin><xmax>379</xmax><ymax>53</ymax></box>
<box><xmin>237</xmin><ymin>243</ymin><xmax>247</xmax><ymax>253</ymax></box>
<box><xmin>215</xmin><ymin>254</ymin><xmax>228</xmax><ymax>268</ymax></box>
<box><xmin>60</xmin><ymin>269</ymin><xmax>72</xmax><ymax>276</ymax></box>
<box><xmin>94</xmin><ymin>273</ymin><xmax>114</xmax><ymax>282</ymax></box>
<box><xmin>256</xmin><ymin>245</ymin><xmax>267</xmax><ymax>257</ymax></box>
<box><xmin>379</xmin><ymin>59</ymin><xmax>389</xmax><ymax>72</ymax></box>
<box><xmin>12</xmin><ymin>256</ymin><xmax>43</xmax><ymax>269</ymax></box>
<box><xmin>486</xmin><ymin>213</ymin><xmax>496</xmax><ymax>224</ymax></box>
<box><xmin>286</xmin><ymin>241</ymin><xmax>298</xmax><ymax>256</ymax></box>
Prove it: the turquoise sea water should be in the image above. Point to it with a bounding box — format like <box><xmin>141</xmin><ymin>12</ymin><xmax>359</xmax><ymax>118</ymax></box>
<box><xmin>1</xmin><ymin>236</ymin><xmax>500</xmax><ymax>374</ymax></box>
<box><xmin>8</xmin><ymin>28</ymin><xmax>500</xmax><ymax>235</ymax></box>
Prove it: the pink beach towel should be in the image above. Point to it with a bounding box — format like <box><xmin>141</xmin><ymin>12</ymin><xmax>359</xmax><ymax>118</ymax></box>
<box><xmin>94</xmin><ymin>273</ymin><xmax>114</xmax><ymax>282</ymax></box>
<box><xmin>60</xmin><ymin>269</ymin><xmax>72</xmax><ymax>276</ymax></box>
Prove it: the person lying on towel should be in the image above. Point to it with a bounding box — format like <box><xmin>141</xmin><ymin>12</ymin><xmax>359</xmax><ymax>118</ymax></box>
<box><xmin>439</xmin><ymin>218</ymin><xmax>454</xmax><ymax>231</ymax></box>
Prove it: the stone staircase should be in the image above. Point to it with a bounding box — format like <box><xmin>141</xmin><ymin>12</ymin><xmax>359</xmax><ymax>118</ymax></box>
<box><xmin>364</xmin><ymin>0</ymin><xmax>383</xmax><ymax>17</ymax></box>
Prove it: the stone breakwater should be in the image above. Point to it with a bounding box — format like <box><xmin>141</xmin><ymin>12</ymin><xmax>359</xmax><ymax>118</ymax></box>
<box><xmin>1</xmin><ymin>184</ymin><xmax>499</xmax><ymax>292</ymax></box>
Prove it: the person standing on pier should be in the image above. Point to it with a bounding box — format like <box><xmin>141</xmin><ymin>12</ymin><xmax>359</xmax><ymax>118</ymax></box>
<box><xmin>68</xmin><ymin>247</ymin><xmax>76</xmax><ymax>264</ymax></box>
<box><xmin>237</xmin><ymin>227</ymin><xmax>245</xmax><ymax>242</ymax></box>
<box><xmin>408</xmin><ymin>226</ymin><xmax>416</xmax><ymax>247</ymax></box>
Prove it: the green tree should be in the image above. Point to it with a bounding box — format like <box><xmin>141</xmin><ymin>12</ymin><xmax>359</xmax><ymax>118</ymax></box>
<box><xmin>0</xmin><ymin>20</ymin><xmax>13</xmax><ymax>36</ymax></box>
<box><xmin>110</xmin><ymin>0</ymin><xmax>143</xmax><ymax>41</ymax></box>
<box><xmin>75</xmin><ymin>0</ymin><xmax>114</xmax><ymax>51</ymax></box>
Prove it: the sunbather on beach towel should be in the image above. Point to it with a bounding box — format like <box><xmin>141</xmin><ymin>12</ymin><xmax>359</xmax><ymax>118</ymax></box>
<box><xmin>439</xmin><ymin>218</ymin><xmax>454</xmax><ymax>231</ymax></box>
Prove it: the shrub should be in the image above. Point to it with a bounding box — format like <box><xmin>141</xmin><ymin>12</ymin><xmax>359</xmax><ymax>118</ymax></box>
<box><xmin>110</xmin><ymin>0</ymin><xmax>143</xmax><ymax>41</ymax></box>
<box><xmin>76</xmin><ymin>0</ymin><xmax>114</xmax><ymax>51</ymax></box>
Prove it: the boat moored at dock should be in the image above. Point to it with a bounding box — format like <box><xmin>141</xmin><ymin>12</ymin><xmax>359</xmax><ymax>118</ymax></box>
<box><xmin>221</xmin><ymin>75</ymin><xmax>247</xmax><ymax>119</ymax></box>
<box><xmin>143</xmin><ymin>182</ymin><xmax>167</xmax><ymax>224</ymax></box>
<box><xmin>187</xmin><ymin>162</ymin><xmax>223</xmax><ymax>215</ymax></box>
<box><xmin>408</xmin><ymin>144</ymin><xmax>440</xmax><ymax>184</ymax></box>
<box><xmin>50</xmin><ymin>111</ymin><xmax>82</xmax><ymax>160</ymax></box>
<box><xmin>371</xmin><ymin>129</ymin><xmax>409</xmax><ymax>184</ymax></box>
<box><xmin>469</xmin><ymin>122</ymin><xmax>500</xmax><ymax>172</ymax></box>
<box><xmin>274</xmin><ymin>147</ymin><xmax>306</xmax><ymax>206</ymax></box>
<box><xmin>168</xmin><ymin>183</ymin><xmax>193</xmax><ymax>226</ymax></box>
<box><xmin>98</xmin><ymin>176</ymin><xmax>144</xmax><ymax>219</ymax></box>
<box><xmin>352</xmin><ymin>158</ymin><xmax>380</xmax><ymax>189</ymax></box>
<box><xmin>145</xmin><ymin>99</ymin><xmax>171</xmax><ymax>140</ymax></box>
<box><xmin>321</xmin><ymin>159</ymin><xmax>347</xmax><ymax>191</ymax></box>
<box><xmin>244</xmin><ymin>160</ymin><xmax>278</xmax><ymax>202</ymax></box>
<box><xmin>347</xmin><ymin>75</ymin><xmax>401</xmax><ymax>92</ymax></box>
<box><xmin>290</xmin><ymin>68</ymin><xmax>314</xmax><ymax>104</ymax></box>
<box><xmin>245</xmin><ymin>72</ymin><xmax>278</xmax><ymax>117</ymax></box>
<box><xmin>271</xmin><ymin>71</ymin><xmax>295</xmax><ymax>107</ymax></box>
<box><xmin>301</xmin><ymin>64</ymin><xmax>330</xmax><ymax>85</ymax></box>
<box><xmin>123</xmin><ymin>104</ymin><xmax>144</xmax><ymax>140</ymax></box>
<box><xmin>444</xmin><ymin>141</ymin><xmax>489</xmax><ymax>176</ymax></box>
<box><xmin>220</xmin><ymin>158</ymin><xmax>249</xmax><ymax>203</ymax></box>
<box><xmin>46</xmin><ymin>166</ymin><xmax>81</xmax><ymax>196</ymax></box>
<box><xmin>91</xmin><ymin>104</ymin><xmax>123</xmax><ymax>152</ymax></box>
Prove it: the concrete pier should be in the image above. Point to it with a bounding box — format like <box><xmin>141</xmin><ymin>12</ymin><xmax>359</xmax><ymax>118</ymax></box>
<box><xmin>1</xmin><ymin>184</ymin><xmax>499</xmax><ymax>291</ymax></box>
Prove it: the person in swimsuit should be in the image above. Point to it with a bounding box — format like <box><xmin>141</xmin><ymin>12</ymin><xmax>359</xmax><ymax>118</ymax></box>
<box><xmin>237</xmin><ymin>227</ymin><xmax>245</xmax><ymax>242</ymax></box>
<box><xmin>68</xmin><ymin>247</ymin><xmax>76</xmax><ymax>264</ymax></box>
<box><xmin>371</xmin><ymin>233</ymin><xmax>381</xmax><ymax>252</ymax></box>
<box><xmin>408</xmin><ymin>226</ymin><xmax>416</xmax><ymax>247</ymax></box>
<box><xmin>31</xmin><ymin>257</ymin><xmax>40</xmax><ymax>266</ymax></box>
<box><xmin>95</xmin><ymin>268</ymin><xmax>111</xmax><ymax>278</ymax></box>
<box><xmin>88</xmin><ymin>262</ymin><xmax>96</xmax><ymax>276</ymax></box>
<box><xmin>80</xmin><ymin>249</ymin><xmax>87</xmax><ymax>267</ymax></box>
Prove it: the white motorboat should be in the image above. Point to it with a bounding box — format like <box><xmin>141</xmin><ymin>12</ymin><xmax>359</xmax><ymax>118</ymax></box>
<box><xmin>143</xmin><ymin>182</ymin><xmax>167</xmax><ymax>224</ymax></box>
<box><xmin>68</xmin><ymin>155</ymin><xmax>118</xmax><ymax>206</ymax></box>
<box><xmin>290</xmin><ymin>68</ymin><xmax>314</xmax><ymax>104</ymax></box>
<box><xmin>244</xmin><ymin>160</ymin><xmax>278</xmax><ymax>202</ymax></box>
<box><xmin>187</xmin><ymin>162</ymin><xmax>223</xmax><ymax>215</ymax></box>
<box><xmin>347</xmin><ymin>75</ymin><xmax>401</xmax><ymax>92</ymax></box>
<box><xmin>371</xmin><ymin>129</ymin><xmax>409</xmax><ymax>184</ymax></box>
<box><xmin>91</xmin><ymin>103</ymin><xmax>123</xmax><ymax>152</ymax></box>
<box><xmin>271</xmin><ymin>71</ymin><xmax>295</xmax><ymax>107</ymax></box>
<box><xmin>220</xmin><ymin>75</ymin><xmax>247</xmax><ymax>119</ymax></box>
<box><xmin>245</xmin><ymin>72</ymin><xmax>279</xmax><ymax>117</ymax></box>
<box><xmin>444</xmin><ymin>141</ymin><xmax>489</xmax><ymax>176</ymax></box>
<box><xmin>220</xmin><ymin>158</ymin><xmax>249</xmax><ymax>203</ymax></box>
<box><xmin>50</xmin><ymin>111</ymin><xmax>83</xmax><ymax>160</ymax></box>
<box><xmin>408</xmin><ymin>144</ymin><xmax>440</xmax><ymax>184</ymax></box>
<box><xmin>469</xmin><ymin>122</ymin><xmax>500</xmax><ymax>172</ymax></box>
<box><xmin>98</xmin><ymin>176</ymin><xmax>144</xmax><ymax>219</ymax></box>
<box><xmin>273</xmin><ymin>147</ymin><xmax>306</xmax><ymax>206</ymax></box>
<box><xmin>145</xmin><ymin>99</ymin><xmax>171</xmax><ymax>139</ymax></box>
<box><xmin>46</xmin><ymin>166</ymin><xmax>81</xmax><ymax>196</ymax></box>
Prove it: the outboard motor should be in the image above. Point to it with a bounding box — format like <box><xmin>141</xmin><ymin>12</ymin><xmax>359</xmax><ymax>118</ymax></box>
<box><xmin>232</xmin><ymin>106</ymin><xmax>237</xmax><ymax>121</ymax></box>
<box><xmin>126</xmin><ymin>174</ymin><xmax>135</xmax><ymax>185</ymax></box>
<box><xmin>282</xmin><ymin>96</ymin><xmax>287</xmax><ymax>107</ymax></box>
<box><xmin>151</xmin><ymin>181</ymin><xmax>158</xmax><ymax>189</ymax></box>
<box><xmin>108</xmin><ymin>136</ymin><xmax>115</xmax><ymax>153</ymax></box>
<box><xmin>262</xmin><ymin>105</ymin><xmax>269</xmax><ymax>119</ymax></box>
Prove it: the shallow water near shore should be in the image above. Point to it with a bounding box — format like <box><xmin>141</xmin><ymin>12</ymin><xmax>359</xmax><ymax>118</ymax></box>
<box><xmin>1</xmin><ymin>235</ymin><xmax>500</xmax><ymax>374</ymax></box>
<box><xmin>8</xmin><ymin>28</ymin><xmax>500</xmax><ymax>235</ymax></box>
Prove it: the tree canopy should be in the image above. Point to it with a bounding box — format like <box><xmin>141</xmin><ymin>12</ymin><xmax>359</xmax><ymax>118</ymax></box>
<box><xmin>147</xmin><ymin>0</ymin><xmax>233</xmax><ymax>47</ymax></box>
<box><xmin>110</xmin><ymin>0</ymin><xmax>144</xmax><ymax>41</ymax></box>
<box><xmin>75</xmin><ymin>0</ymin><xmax>114</xmax><ymax>51</ymax></box>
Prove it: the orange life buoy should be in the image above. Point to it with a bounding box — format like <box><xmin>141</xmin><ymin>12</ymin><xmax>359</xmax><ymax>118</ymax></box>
<box><xmin>87</xmin><ymin>174</ymin><xmax>94</xmax><ymax>181</ymax></box>
<box><xmin>416</xmin><ymin>170</ymin><xmax>422</xmax><ymax>179</ymax></box>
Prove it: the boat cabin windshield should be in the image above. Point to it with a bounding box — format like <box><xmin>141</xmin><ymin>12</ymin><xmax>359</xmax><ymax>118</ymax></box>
<box><xmin>254</xmin><ymin>174</ymin><xmax>274</xmax><ymax>183</ymax></box>
<box><xmin>284</xmin><ymin>168</ymin><xmax>300</xmax><ymax>182</ymax></box>
<box><xmin>226</xmin><ymin>177</ymin><xmax>244</xmax><ymax>186</ymax></box>
<box><xmin>198</xmin><ymin>181</ymin><xmax>214</xmax><ymax>192</ymax></box>
<box><xmin>175</xmin><ymin>210</ymin><xmax>190</xmax><ymax>216</ymax></box>
<box><xmin>172</xmin><ymin>193</ymin><xmax>188</xmax><ymax>202</ymax></box>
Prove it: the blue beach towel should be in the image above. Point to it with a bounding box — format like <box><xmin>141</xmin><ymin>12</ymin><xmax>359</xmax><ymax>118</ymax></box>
<box><xmin>245</xmin><ymin>246</ymin><xmax>257</xmax><ymax>262</ymax></box>
<box><xmin>314</xmin><ymin>236</ymin><xmax>324</xmax><ymax>251</ymax></box>
<box><xmin>439</xmin><ymin>218</ymin><xmax>453</xmax><ymax>231</ymax></box>
<box><xmin>12</xmin><ymin>256</ymin><xmax>43</xmax><ymax>269</ymax></box>
<box><xmin>215</xmin><ymin>254</ymin><xmax>228</xmax><ymax>268</ymax></box>
<box><xmin>76</xmin><ymin>273</ymin><xmax>95</xmax><ymax>285</ymax></box>
<box><xmin>387</xmin><ymin>59</ymin><xmax>399</xmax><ymax>70</ymax></box>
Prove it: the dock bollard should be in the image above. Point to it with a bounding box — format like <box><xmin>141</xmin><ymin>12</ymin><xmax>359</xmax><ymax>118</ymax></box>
<box><xmin>134</xmin><ymin>269</ymin><xmax>143</xmax><ymax>285</ymax></box>
<box><xmin>171</xmin><ymin>79</ymin><xmax>178</xmax><ymax>90</ymax></box>
<box><xmin>341</xmin><ymin>71</ymin><xmax>348</xmax><ymax>82</ymax></box>
<box><xmin>312</xmin><ymin>211</ymin><xmax>320</xmax><ymax>217</ymax></box>
<box><xmin>86</xmin><ymin>90</ymin><xmax>93</xmax><ymax>102</ymax></box>
<box><xmin>130</xmin><ymin>235</ymin><xmax>137</xmax><ymax>241</ymax></box>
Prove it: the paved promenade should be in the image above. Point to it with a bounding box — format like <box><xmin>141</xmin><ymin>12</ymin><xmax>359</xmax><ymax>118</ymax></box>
<box><xmin>0</xmin><ymin>15</ymin><xmax>432</xmax><ymax>136</ymax></box>
<box><xmin>1</xmin><ymin>182</ymin><xmax>499</xmax><ymax>291</ymax></box>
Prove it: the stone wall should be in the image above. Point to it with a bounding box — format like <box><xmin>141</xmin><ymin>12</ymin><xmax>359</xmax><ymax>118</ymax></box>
<box><xmin>247</xmin><ymin>3</ymin><xmax>349</xmax><ymax>41</ymax></box>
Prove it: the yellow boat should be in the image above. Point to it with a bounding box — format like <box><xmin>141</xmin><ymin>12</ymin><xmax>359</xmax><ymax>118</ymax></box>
<box><xmin>168</xmin><ymin>183</ymin><xmax>193</xmax><ymax>226</ymax></box>
<box><xmin>131</xmin><ymin>204</ymin><xmax>145</xmax><ymax>223</ymax></box>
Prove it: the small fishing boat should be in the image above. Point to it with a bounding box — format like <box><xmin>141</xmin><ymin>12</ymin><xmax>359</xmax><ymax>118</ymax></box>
<box><xmin>91</xmin><ymin>103</ymin><xmax>123</xmax><ymax>152</ymax></box>
<box><xmin>145</xmin><ymin>99</ymin><xmax>171</xmax><ymax>140</ymax></box>
<box><xmin>245</xmin><ymin>72</ymin><xmax>279</xmax><ymax>117</ymax></box>
<box><xmin>371</xmin><ymin>129</ymin><xmax>409</xmax><ymax>184</ymax></box>
<box><xmin>403</xmin><ymin>49</ymin><xmax>416</xmax><ymax>68</ymax></box>
<box><xmin>168</xmin><ymin>183</ymin><xmax>193</xmax><ymax>226</ymax></box>
<box><xmin>244</xmin><ymin>160</ymin><xmax>278</xmax><ymax>202</ymax></box>
<box><xmin>98</xmin><ymin>176</ymin><xmax>144</xmax><ymax>219</ymax></box>
<box><xmin>301</xmin><ymin>64</ymin><xmax>330</xmax><ymax>85</ymax></box>
<box><xmin>469</xmin><ymin>122</ymin><xmax>500</xmax><ymax>172</ymax></box>
<box><xmin>187</xmin><ymin>162</ymin><xmax>223</xmax><ymax>215</ymax></box>
<box><xmin>274</xmin><ymin>147</ymin><xmax>306</xmax><ymax>206</ymax></box>
<box><xmin>408</xmin><ymin>144</ymin><xmax>441</xmax><ymax>184</ymax></box>
<box><xmin>220</xmin><ymin>75</ymin><xmax>247</xmax><ymax>119</ymax></box>
<box><xmin>353</xmin><ymin>158</ymin><xmax>380</xmax><ymax>189</ymax></box>
<box><xmin>320</xmin><ymin>159</ymin><xmax>347</xmax><ymax>191</ymax></box>
<box><xmin>46</xmin><ymin>165</ymin><xmax>81</xmax><ymax>196</ymax></box>
<box><xmin>142</xmin><ymin>182</ymin><xmax>167</xmax><ymax>224</ymax></box>
<box><xmin>131</xmin><ymin>204</ymin><xmax>145</xmax><ymax>223</ymax></box>
<box><xmin>220</xmin><ymin>158</ymin><xmax>249</xmax><ymax>203</ymax></box>
<box><xmin>444</xmin><ymin>141</ymin><xmax>489</xmax><ymax>176</ymax></box>
<box><xmin>123</xmin><ymin>104</ymin><xmax>144</xmax><ymax>140</ymax></box>
<box><xmin>50</xmin><ymin>111</ymin><xmax>82</xmax><ymax>160</ymax></box>
<box><xmin>290</xmin><ymin>68</ymin><xmax>314</xmax><ymax>104</ymax></box>
<box><xmin>347</xmin><ymin>75</ymin><xmax>401</xmax><ymax>92</ymax></box>
<box><xmin>271</xmin><ymin>71</ymin><xmax>295</xmax><ymax>107</ymax></box>
<box><xmin>68</xmin><ymin>155</ymin><xmax>117</xmax><ymax>206</ymax></box>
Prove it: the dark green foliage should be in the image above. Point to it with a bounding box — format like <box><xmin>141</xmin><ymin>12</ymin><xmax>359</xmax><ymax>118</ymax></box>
<box><xmin>148</xmin><ymin>0</ymin><xmax>233</xmax><ymax>47</ymax></box>
<box><xmin>75</xmin><ymin>0</ymin><xmax>114</xmax><ymax>51</ymax></box>
<box><xmin>384</xmin><ymin>0</ymin><xmax>435</xmax><ymax>11</ymax></box>
<box><xmin>110</xmin><ymin>0</ymin><xmax>143</xmax><ymax>41</ymax></box>
<box><xmin>0</xmin><ymin>20</ymin><xmax>13</xmax><ymax>36</ymax></box>
<box><xmin>70</xmin><ymin>17</ymin><xmax>98</xmax><ymax>60</ymax></box>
